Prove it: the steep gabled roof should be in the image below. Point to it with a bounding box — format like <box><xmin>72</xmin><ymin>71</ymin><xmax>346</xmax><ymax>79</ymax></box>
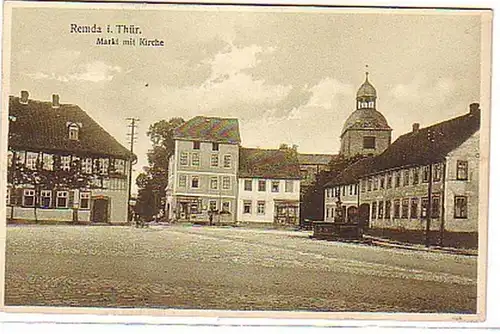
<box><xmin>298</xmin><ymin>153</ymin><xmax>337</xmax><ymax>165</ymax></box>
<box><xmin>173</xmin><ymin>116</ymin><xmax>241</xmax><ymax>144</ymax></box>
<box><xmin>8</xmin><ymin>96</ymin><xmax>135</xmax><ymax>160</ymax></box>
<box><xmin>239</xmin><ymin>147</ymin><xmax>301</xmax><ymax>180</ymax></box>
<box><xmin>370</xmin><ymin>108</ymin><xmax>480</xmax><ymax>174</ymax></box>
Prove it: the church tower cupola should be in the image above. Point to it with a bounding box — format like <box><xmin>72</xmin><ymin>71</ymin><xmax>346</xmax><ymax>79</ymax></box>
<box><xmin>356</xmin><ymin>71</ymin><xmax>377</xmax><ymax>109</ymax></box>
<box><xmin>339</xmin><ymin>67</ymin><xmax>392</xmax><ymax>159</ymax></box>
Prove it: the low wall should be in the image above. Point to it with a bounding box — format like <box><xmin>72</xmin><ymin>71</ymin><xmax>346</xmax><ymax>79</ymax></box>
<box><xmin>366</xmin><ymin>227</ymin><xmax>478</xmax><ymax>249</ymax></box>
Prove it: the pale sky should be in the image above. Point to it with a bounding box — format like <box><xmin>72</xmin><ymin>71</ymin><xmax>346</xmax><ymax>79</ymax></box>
<box><xmin>8</xmin><ymin>6</ymin><xmax>484</xmax><ymax>194</ymax></box>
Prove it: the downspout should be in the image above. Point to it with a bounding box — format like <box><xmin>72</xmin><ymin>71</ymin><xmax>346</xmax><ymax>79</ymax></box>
<box><xmin>439</xmin><ymin>158</ymin><xmax>447</xmax><ymax>247</ymax></box>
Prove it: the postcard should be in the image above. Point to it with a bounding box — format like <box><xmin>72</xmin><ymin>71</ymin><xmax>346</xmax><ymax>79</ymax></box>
<box><xmin>0</xmin><ymin>1</ymin><xmax>493</xmax><ymax>324</ymax></box>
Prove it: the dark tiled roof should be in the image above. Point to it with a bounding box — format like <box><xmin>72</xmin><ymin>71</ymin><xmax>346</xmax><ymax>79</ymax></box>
<box><xmin>8</xmin><ymin>96</ymin><xmax>135</xmax><ymax>160</ymax></box>
<box><xmin>370</xmin><ymin>109</ymin><xmax>480</xmax><ymax>174</ymax></box>
<box><xmin>341</xmin><ymin>108</ymin><xmax>391</xmax><ymax>135</ymax></box>
<box><xmin>239</xmin><ymin>147</ymin><xmax>301</xmax><ymax>179</ymax></box>
<box><xmin>324</xmin><ymin>157</ymin><xmax>375</xmax><ymax>187</ymax></box>
<box><xmin>298</xmin><ymin>153</ymin><xmax>337</xmax><ymax>165</ymax></box>
<box><xmin>173</xmin><ymin>116</ymin><xmax>241</xmax><ymax>144</ymax></box>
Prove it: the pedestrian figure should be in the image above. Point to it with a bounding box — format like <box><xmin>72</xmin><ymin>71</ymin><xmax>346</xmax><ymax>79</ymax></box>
<box><xmin>209</xmin><ymin>211</ymin><xmax>214</xmax><ymax>226</ymax></box>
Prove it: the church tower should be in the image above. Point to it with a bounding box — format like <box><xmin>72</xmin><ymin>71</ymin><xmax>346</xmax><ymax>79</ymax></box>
<box><xmin>340</xmin><ymin>70</ymin><xmax>392</xmax><ymax>158</ymax></box>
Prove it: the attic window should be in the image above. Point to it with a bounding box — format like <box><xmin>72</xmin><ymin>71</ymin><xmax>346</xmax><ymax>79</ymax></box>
<box><xmin>68</xmin><ymin>123</ymin><xmax>80</xmax><ymax>140</ymax></box>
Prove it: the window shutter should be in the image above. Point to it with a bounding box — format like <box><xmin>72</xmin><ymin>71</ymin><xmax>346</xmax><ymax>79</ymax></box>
<box><xmin>68</xmin><ymin>190</ymin><xmax>75</xmax><ymax>208</ymax></box>
<box><xmin>13</xmin><ymin>188</ymin><xmax>23</xmax><ymax>206</ymax></box>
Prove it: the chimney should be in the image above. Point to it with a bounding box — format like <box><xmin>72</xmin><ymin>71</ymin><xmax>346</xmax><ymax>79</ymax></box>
<box><xmin>469</xmin><ymin>103</ymin><xmax>480</xmax><ymax>116</ymax></box>
<box><xmin>52</xmin><ymin>94</ymin><xmax>60</xmax><ymax>108</ymax></box>
<box><xmin>412</xmin><ymin>123</ymin><xmax>420</xmax><ymax>132</ymax></box>
<box><xmin>20</xmin><ymin>90</ymin><xmax>29</xmax><ymax>104</ymax></box>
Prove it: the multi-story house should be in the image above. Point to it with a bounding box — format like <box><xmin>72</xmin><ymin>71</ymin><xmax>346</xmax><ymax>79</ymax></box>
<box><xmin>360</xmin><ymin>103</ymin><xmax>480</xmax><ymax>235</ymax></box>
<box><xmin>165</xmin><ymin>116</ymin><xmax>241</xmax><ymax>224</ymax></box>
<box><xmin>324</xmin><ymin>157</ymin><xmax>373</xmax><ymax>225</ymax></box>
<box><xmin>7</xmin><ymin>91</ymin><xmax>135</xmax><ymax>224</ymax></box>
<box><xmin>238</xmin><ymin>147</ymin><xmax>301</xmax><ymax>226</ymax></box>
<box><xmin>324</xmin><ymin>103</ymin><xmax>480</xmax><ymax>245</ymax></box>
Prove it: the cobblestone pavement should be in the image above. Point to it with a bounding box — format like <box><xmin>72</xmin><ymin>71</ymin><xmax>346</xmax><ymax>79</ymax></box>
<box><xmin>4</xmin><ymin>225</ymin><xmax>478</xmax><ymax>313</ymax></box>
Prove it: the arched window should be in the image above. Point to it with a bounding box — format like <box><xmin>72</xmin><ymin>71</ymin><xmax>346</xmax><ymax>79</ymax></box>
<box><xmin>68</xmin><ymin>123</ymin><xmax>80</xmax><ymax>140</ymax></box>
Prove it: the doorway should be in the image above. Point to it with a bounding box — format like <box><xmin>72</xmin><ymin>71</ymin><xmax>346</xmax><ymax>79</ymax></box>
<box><xmin>358</xmin><ymin>203</ymin><xmax>370</xmax><ymax>228</ymax></box>
<box><xmin>91</xmin><ymin>197</ymin><xmax>109</xmax><ymax>224</ymax></box>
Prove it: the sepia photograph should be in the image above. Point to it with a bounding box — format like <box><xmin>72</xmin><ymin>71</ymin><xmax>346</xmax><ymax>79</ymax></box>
<box><xmin>0</xmin><ymin>1</ymin><xmax>493</xmax><ymax>321</ymax></box>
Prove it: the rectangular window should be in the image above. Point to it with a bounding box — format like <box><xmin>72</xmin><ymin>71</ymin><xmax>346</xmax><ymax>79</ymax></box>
<box><xmin>180</xmin><ymin>152</ymin><xmax>189</xmax><ymax>166</ymax></box>
<box><xmin>342</xmin><ymin>186</ymin><xmax>346</xmax><ymax>196</ymax></box>
<box><xmin>243</xmin><ymin>200</ymin><xmax>252</xmax><ymax>214</ymax></box>
<box><xmin>23</xmin><ymin>189</ymin><xmax>35</xmax><ymax>207</ymax></box>
<box><xmin>82</xmin><ymin>158</ymin><xmax>93</xmax><ymax>174</ymax></box>
<box><xmin>257</xmin><ymin>201</ymin><xmax>265</xmax><ymax>214</ymax></box>
<box><xmin>395</xmin><ymin>171</ymin><xmax>401</xmax><ymax>188</ymax></box>
<box><xmin>56</xmin><ymin>191</ymin><xmax>68</xmax><ymax>208</ymax></box>
<box><xmin>378</xmin><ymin>201</ymin><xmax>384</xmax><ymax>219</ymax></box>
<box><xmin>193</xmin><ymin>141</ymin><xmax>200</xmax><ymax>150</ymax></box>
<box><xmin>244</xmin><ymin>179</ymin><xmax>252</xmax><ymax>191</ymax></box>
<box><xmin>223</xmin><ymin>154</ymin><xmax>232</xmax><ymax>168</ymax></box>
<box><xmin>361</xmin><ymin>179</ymin><xmax>366</xmax><ymax>193</ymax></box>
<box><xmin>258</xmin><ymin>180</ymin><xmax>266</xmax><ymax>192</ymax></box>
<box><xmin>178</xmin><ymin>175</ymin><xmax>187</xmax><ymax>187</ymax></box>
<box><xmin>99</xmin><ymin>158</ymin><xmax>109</xmax><ymax>175</ymax></box>
<box><xmin>401</xmin><ymin>198</ymin><xmax>409</xmax><ymax>218</ymax></box>
<box><xmin>272</xmin><ymin>181</ymin><xmax>280</xmax><ymax>193</ymax></box>
<box><xmin>285</xmin><ymin>180</ymin><xmax>294</xmax><ymax>193</ymax></box>
<box><xmin>373</xmin><ymin>177</ymin><xmax>378</xmax><ymax>191</ymax></box>
<box><xmin>433</xmin><ymin>163</ymin><xmax>442</xmax><ymax>182</ymax></box>
<box><xmin>114</xmin><ymin>159</ymin><xmax>126</xmax><ymax>174</ymax></box>
<box><xmin>326</xmin><ymin>207</ymin><xmax>329</xmax><ymax>218</ymax></box>
<box><xmin>209</xmin><ymin>200</ymin><xmax>217</xmax><ymax>212</ymax></box>
<box><xmin>212</xmin><ymin>142</ymin><xmax>219</xmax><ymax>151</ymax></box>
<box><xmin>6</xmin><ymin>187</ymin><xmax>10</xmax><ymax>205</ymax></box>
<box><xmin>457</xmin><ymin>160</ymin><xmax>468</xmax><ymax>180</ymax></box>
<box><xmin>42</xmin><ymin>153</ymin><xmax>54</xmax><ymax>171</ymax></box>
<box><xmin>403</xmin><ymin>170</ymin><xmax>410</xmax><ymax>186</ymax></box>
<box><xmin>380</xmin><ymin>176</ymin><xmax>385</xmax><ymax>189</ymax></box>
<box><xmin>363</xmin><ymin>136</ymin><xmax>376</xmax><ymax>149</ymax></box>
<box><xmin>222</xmin><ymin>176</ymin><xmax>231</xmax><ymax>190</ymax></box>
<box><xmin>413</xmin><ymin>167</ymin><xmax>420</xmax><ymax>185</ymax></box>
<box><xmin>210</xmin><ymin>177</ymin><xmax>218</xmax><ymax>190</ymax></box>
<box><xmin>387</xmin><ymin>173</ymin><xmax>392</xmax><ymax>189</ymax></box>
<box><xmin>367</xmin><ymin>178</ymin><xmax>372</xmax><ymax>191</ymax></box>
<box><xmin>384</xmin><ymin>201</ymin><xmax>391</xmax><ymax>219</ymax></box>
<box><xmin>210</xmin><ymin>154</ymin><xmax>219</xmax><ymax>167</ymax></box>
<box><xmin>191</xmin><ymin>176</ymin><xmax>200</xmax><ymax>189</ymax></box>
<box><xmin>61</xmin><ymin>155</ymin><xmax>71</xmax><ymax>171</ymax></box>
<box><xmin>80</xmin><ymin>192</ymin><xmax>90</xmax><ymax>209</ymax></box>
<box><xmin>423</xmin><ymin>165</ymin><xmax>430</xmax><ymax>182</ymax></box>
<box><xmin>421</xmin><ymin>198</ymin><xmax>429</xmax><ymax>218</ymax></box>
<box><xmin>454</xmin><ymin>196</ymin><xmax>468</xmax><ymax>218</ymax></box>
<box><xmin>26</xmin><ymin>152</ymin><xmax>38</xmax><ymax>170</ymax></box>
<box><xmin>40</xmin><ymin>190</ymin><xmax>52</xmax><ymax>208</ymax></box>
<box><xmin>394</xmin><ymin>199</ymin><xmax>401</xmax><ymax>218</ymax></box>
<box><xmin>222</xmin><ymin>201</ymin><xmax>230</xmax><ymax>213</ymax></box>
<box><xmin>191</xmin><ymin>152</ymin><xmax>200</xmax><ymax>167</ymax></box>
<box><xmin>410</xmin><ymin>198</ymin><xmax>419</xmax><ymax>218</ymax></box>
<box><xmin>371</xmin><ymin>202</ymin><xmax>377</xmax><ymax>219</ymax></box>
<box><xmin>432</xmin><ymin>196</ymin><xmax>441</xmax><ymax>218</ymax></box>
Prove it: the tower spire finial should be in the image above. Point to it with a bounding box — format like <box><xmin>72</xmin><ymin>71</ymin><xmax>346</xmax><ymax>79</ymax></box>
<box><xmin>365</xmin><ymin>64</ymin><xmax>369</xmax><ymax>80</ymax></box>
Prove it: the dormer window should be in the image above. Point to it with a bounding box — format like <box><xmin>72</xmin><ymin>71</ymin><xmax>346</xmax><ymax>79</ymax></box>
<box><xmin>68</xmin><ymin>122</ymin><xmax>80</xmax><ymax>140</ymax></box>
